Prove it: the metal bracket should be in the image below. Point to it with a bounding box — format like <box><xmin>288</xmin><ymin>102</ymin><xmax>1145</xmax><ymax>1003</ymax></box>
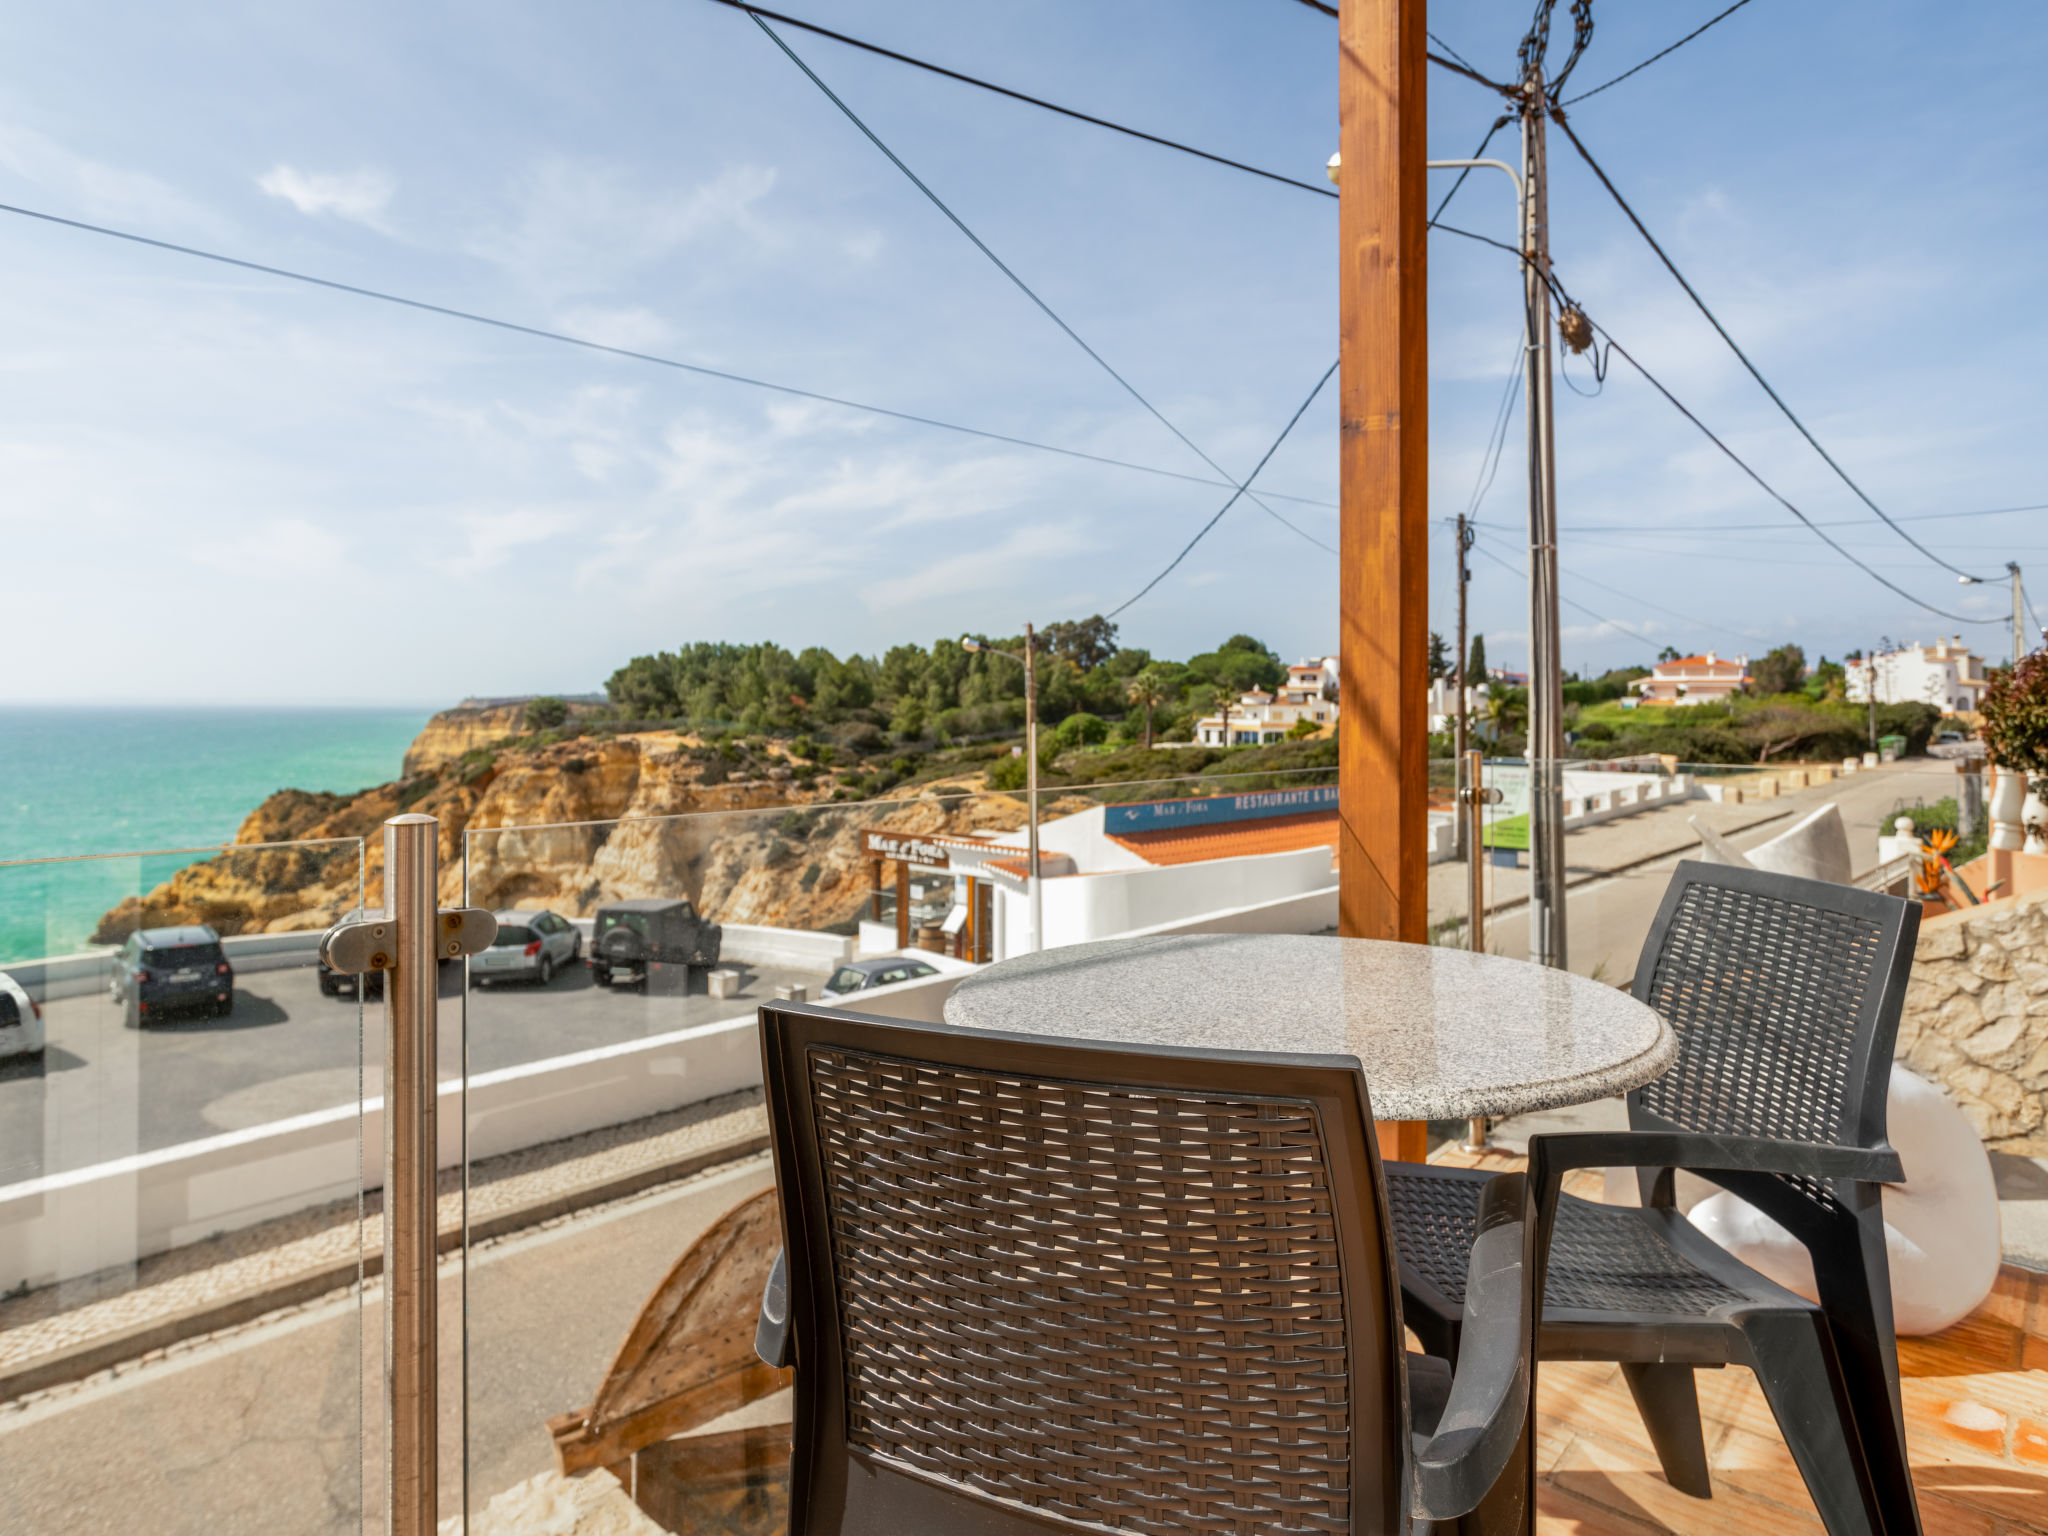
<box><xmin>1458</xmin><ymin>786</ymin><xmax>1506</xmax><ymax>807</ymax></box>
<box><xmin>319</xmin><ymin>907</ymin><xmax>497</xmax><ymax>972</ymax></box>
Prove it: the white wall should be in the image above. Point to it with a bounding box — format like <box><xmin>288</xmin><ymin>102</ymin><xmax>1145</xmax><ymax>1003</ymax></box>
<box><xmin>994</xmin><ymin>845</ymin><xmax>1335</xmax><ymax>958</ymax></box>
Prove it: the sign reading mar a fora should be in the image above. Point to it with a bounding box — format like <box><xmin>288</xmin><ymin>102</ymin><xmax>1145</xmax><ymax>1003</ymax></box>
<box><xmin>860</xmin><ymin>830</ymin><xmax>956</xmax><ymax>869</ymax></box>
<box><xmin>1103</xmin><ymin>785</ymin><xmax>1339</xmax><ymax>835</ymax></box>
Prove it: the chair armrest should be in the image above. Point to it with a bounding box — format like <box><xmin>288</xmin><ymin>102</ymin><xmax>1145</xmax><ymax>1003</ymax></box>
<box><xmin>1528</xmin><ymin>1129</ymin><xmax>1902</xmax><ymax>1186</ymax></box>
<box><xmin>754</xmin><ymin>1248</ymin><xmax>792</xmax><ymax>1370</ymax></box>
<box><xmin>1412</xmin><ymin>1174</ymin><xmax>1535</xmax><ymax>1522</ymax></box>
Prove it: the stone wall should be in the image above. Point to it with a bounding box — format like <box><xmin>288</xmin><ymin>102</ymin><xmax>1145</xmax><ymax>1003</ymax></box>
<box><xmin>1898</xmin><ymin>887</ymin><xmax>2048</xmax><ymax>1151</ymax></box>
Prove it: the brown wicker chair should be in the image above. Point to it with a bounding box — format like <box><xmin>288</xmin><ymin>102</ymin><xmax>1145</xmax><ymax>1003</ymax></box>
<box><xmin>754</xmin><ymin>1000</ymin><xmax>1561</xmax><ymax>1534</ymax></box>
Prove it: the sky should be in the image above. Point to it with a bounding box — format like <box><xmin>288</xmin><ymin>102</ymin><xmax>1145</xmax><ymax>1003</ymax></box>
<box><xmin>1</xmin><ymin>0</ymin><xmax>2043</xmax><ymax>705</ymax></box>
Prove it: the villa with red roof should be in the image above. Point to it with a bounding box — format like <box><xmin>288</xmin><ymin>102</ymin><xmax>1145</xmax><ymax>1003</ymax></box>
<box><xmin>1630</xmin><ymin>651</ymin><xmax>1751</xmax><ymax>704</ymax></box>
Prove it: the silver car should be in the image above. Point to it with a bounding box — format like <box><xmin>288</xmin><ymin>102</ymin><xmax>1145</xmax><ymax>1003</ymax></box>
<box><xmin>0</xmin><ymin>970</ymin><xmax>44</xmax><ymax>1061</ymax></box>
<box><xmin>470</xmin><ymin>909</ymin><xmax>580</xmax><ymax>988</ymax></box>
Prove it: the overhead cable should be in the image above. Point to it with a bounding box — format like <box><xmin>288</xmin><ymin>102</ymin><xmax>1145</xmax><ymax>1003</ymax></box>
<box><xmin>1477</xmin><ymin>503</ymin><xmax>2048</xmax><ymax>536</ymax></box>
<box><xmin>1549</xmin><ymin>111</ymin><xmax>1995</xmax><ymax>583</ymax></box>
<box><xmin>1564</xmin><ymin>0</ymin><xmax>1760</xmax><ymax>105</ymax></box>
<box><xmin>751</xmin><ymin>11</ymin><xmax>1333</xmax><ymax>553</ymax></box>
<box><xmin>1107</xmin><ymin>362</ymin><xmax>1338</xmax><ymax>618</ymax></box>
<box><xmin>697</xmin><ymin>0</ymin><xmax>1339</xmax><ymax>200</ymax></box>
<box><xmin>1585</xmin><ymin>318</ymin><xmax>1999</xmax><ymax>625</ymax></box>
<box><xmin>1471</xmin><ymin>524</ymin><xmax>1753</xmax><ymax>641</ymax></box>
<box><xmin>1469</xmin><ymin>539</ymin><xmax>1663</xmax><ymax>649</ymax></box>
<box><xmin>0</xmin><ymin>199</ymin><xmax>1342</xmax><ymax>507</ymax></box>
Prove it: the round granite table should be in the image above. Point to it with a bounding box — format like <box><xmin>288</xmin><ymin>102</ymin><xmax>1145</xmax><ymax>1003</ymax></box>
<box><xmin>942</xmin><ymin>932</ymin><xmax>1676</xmax><ymax>1123</ymax></box>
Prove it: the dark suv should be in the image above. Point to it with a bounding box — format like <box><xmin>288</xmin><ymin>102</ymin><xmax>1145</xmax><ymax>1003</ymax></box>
<box><xmin>110</xmin><ymin>925</ymin><xmax>233</xmax><ymax>1025</ymax></box>
<box><xmin>589</xmin><ymin>898</ymin><xmax>721</xmax><ymax>989</ymax></box>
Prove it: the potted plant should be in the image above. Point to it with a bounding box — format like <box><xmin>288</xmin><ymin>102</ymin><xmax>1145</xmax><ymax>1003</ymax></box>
<box><xmin>1979</xmin><ymin>652</ymin><xmax>2048</xmax><ymax>855</ymax></box>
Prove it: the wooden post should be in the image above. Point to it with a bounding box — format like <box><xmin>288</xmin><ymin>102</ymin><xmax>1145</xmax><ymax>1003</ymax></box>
<box><xmin>894</xmin><ymin>862</ymin><xmax>911</xmax><ymax>951</ymax></box>
<box><xmin>1339</xmin><ymin>0</ymin><xmax>1430</xmax><ymax>1164</ymax></box>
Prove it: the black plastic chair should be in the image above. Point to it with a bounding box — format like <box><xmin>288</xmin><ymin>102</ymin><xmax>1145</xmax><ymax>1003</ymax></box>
<box><xmin>1384</xmin><ymin>860</ymin><xmax>1922</xmax><ymax>1536</ymax></box>
<box><xmin>753</xmin><ymin>999</ymin><xmax>1564</xmax><ymax>1534</ymax></box>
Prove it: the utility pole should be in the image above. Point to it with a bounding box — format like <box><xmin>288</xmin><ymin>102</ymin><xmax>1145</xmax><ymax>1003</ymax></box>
<box><xmin>1520</xmin><ymin>61</ymin><xmax>1567</xmax><ymax>970</ymax></box>
<box><xmin>2012</xmin><ymin>562</ymin><xmax>2026</xmax><ymax>663</ymax></box>
<box><xmin>1454</xmin><ymin>513</ymin><xmax>1474</xmax><ymax>858</ymax></box>
<box><xmin>1865</xmin><ymin>647</ymin><xmax>1879</xmax><ymax>749</ymax></box>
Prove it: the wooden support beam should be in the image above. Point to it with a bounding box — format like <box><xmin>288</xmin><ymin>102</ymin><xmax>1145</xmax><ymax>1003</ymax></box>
<box><xmin>1340</xmin><ymin>0</ymin><xmax>1430</xmax><ymax>1161</ymax></box>
<box><xmin>1337</xmin><ymin>0</ymin><xmax>1429</xmax><ymax>948</ymax></box>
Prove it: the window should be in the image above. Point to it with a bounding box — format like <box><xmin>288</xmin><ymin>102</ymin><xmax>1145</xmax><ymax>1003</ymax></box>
<box><xmin>143</xmin><ymin>941</ymin><xmax>224</xmax><ymax>969</ymax></box>
<box><xmin>493</xmin><ymin>926</ymin><xmax>537</xmax><ymax>947</ymax></box>
<box><xmin>875</xmin><ymin>967</ymin><xmax>911</xmax><ymax>985</ymax></box>
<box><xmin>824</xmin><ymin>967</ymin><xmax>867</xmax><ymax>996</ymax></box>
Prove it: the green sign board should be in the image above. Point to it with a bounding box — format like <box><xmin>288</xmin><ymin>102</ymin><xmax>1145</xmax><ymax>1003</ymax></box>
<box><xmin>1480</xmin><ymin>763</ymin><xmax>1532</xmax><ymax>851</ymax></box>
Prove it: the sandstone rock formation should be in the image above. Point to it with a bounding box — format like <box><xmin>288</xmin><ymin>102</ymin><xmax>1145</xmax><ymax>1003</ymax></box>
<box><xmin>91</xmin><ymin>725</ymin><xmax>1022</xmax><ymax>946</ymax></box>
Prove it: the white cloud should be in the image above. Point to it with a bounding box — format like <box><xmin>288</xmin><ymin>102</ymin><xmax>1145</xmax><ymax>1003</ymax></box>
<box><xmin>440</xmin><ymin>505</ymin><xmax>572</xmax><ymax>577</ymax></box>
<box><xmin>190</xmin><ymin>517</ymin><xmax>354</xmax><ymax>579</ymax></box>
<box><xmin>257</xmin><ymin>165</ymin><xmax>394</xmax><ymax>229</ymax></box>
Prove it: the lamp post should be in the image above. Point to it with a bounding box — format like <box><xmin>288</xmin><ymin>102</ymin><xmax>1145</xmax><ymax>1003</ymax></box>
<box><xmin>963</xmin><ymin>627</ymin><xmax>1042</xmax><ymax>953</ymax></box>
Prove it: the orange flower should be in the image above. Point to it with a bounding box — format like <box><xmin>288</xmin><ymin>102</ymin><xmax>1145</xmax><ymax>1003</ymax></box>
<box><xmin>1926</xmin><ymin>828</ymin><xmax>1958</xmax><ymax>854</ymax></box>
<box><xmin>1914</xmin><ymin>862</ymin><xmax>1946</xmax><ymax>897</ymax></box>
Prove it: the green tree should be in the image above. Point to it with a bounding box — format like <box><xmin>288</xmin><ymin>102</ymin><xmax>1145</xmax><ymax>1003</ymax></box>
<box><xmin>1466</xmin><ymin>634</ymin><xmax>1488</xmax><ymax>685</ymax></box>
<box><xmin>1750</xmin><ymin>644</ymin><xmax>1807</xmax><ymax>697</ymax></box>
<box><xmin>523</xmin><ymin>696</ymin><xmax>569</xmax><ymax>731</ymax></box>
<box><xmin>1428</xmin><ymin>631</ymin><xmax>1451</xmax><ymax>680</ymax></box>
<box><xmin>1658</xmin><ymin>645</ymin><xmax>1682</xmax><ymax>663</ymax></box>
<box><xmin>1040</xmin><ymin>615</ymin><xmax>1120</xmax><ymax>672</ymax></box>
<box><xmin>1124</xmin><ymin>668</ymin><xmax>1168</xmax><ymax>751</ymax></box>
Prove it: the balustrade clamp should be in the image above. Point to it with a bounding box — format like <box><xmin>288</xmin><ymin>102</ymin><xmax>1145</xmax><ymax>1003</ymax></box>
<box><xmin>320</xmin><ymin>814</ymin><xmax>495</xmax><ymax>1536</ymax></box>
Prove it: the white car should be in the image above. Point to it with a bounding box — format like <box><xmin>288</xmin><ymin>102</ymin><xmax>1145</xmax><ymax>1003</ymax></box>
<box><xmin>0</xmin><ymin>970</ymin><xmax>45</xmax><ymax>1062</ymax></box>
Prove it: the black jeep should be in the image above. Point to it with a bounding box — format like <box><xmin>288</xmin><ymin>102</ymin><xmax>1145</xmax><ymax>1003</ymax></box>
<box><xmin>588</xmin><ymin>898</ymin><xmax>722</xmax><ymax>989</ymax></box>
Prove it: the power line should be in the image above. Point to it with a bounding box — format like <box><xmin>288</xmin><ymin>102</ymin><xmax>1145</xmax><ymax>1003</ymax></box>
<box><xmin>1469</xmin><ymin>539</ymin><xmax>1663</xmax><ymax>649</ymax></box>
<box><xmin>1283</xmin><ymin>0</ymin><xmax>1338</xmax><ymax>17</ymax></box>
<box><xmin>1471</xmin><ymin>524</ymin><xmax>1753</xmax><ymax>642</ymax></box>
<box><xmin>752</xmin><ymin>11</ymin><xmax>1333</xmax><ymax>553</ymax></box>
<box><xmin>1585</xmin><ymin>317</ymin><xmax>1999</xmax><ymax>625</ymax></box>
<box><xmin>1462</xmin><ymin>331</ymin><xmax>1526</xmax><ymax>520</ymax></box>
<box><xmin>0</xmin><ymin>199</ymin><xmax>1344</xmax><ymax>508</ymax></box>
<box><xmin>1563</xmin><ymin>0</ymin><xmax>1760</xmax><ymax>106</ymax></box>
<box><xmin>697</xmin><ymin>0</ymin><xmax>1341</xmax><ymax>201</ymax></box>
<box><xmin>1107</xmin><ymin>361</ymin><xmax>1338</xmax><ymax>617</ymax></box>
<box><xmin>1549</xmin><ymin>110</ymin><xmax>1994</xmax><ymax>584</ymax></box>
<box><xmin>1476</xmin><ymin>502</ymin><xmax>2048</xmax><ymax>535</ymax></box>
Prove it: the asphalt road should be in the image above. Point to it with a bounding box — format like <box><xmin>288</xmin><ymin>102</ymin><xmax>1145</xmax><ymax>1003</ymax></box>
<box><xmin>0</xmin><ymin>959</ymin><xmax>822</xmax><ymax>1187</ymax></box>
<box><xmin>0</xmin><ymin>1154</ymin><xmax>779</xmax><ymax>1536</ymax></box>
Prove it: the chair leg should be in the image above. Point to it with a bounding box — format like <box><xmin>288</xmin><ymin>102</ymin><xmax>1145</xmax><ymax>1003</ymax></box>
<box><xmin>1620</xmin><ymin>1362</ymin><xmax>1711</xmax><ymax>1498</ymax></box>
<box><xmin>1805</xmin><ymin>1205</ymin><xmax>1923</xmax><ymax>1536</ymax></box>
<box><xmin>1740</xmin><ymin>1312</ymin><xmax>1883</xmax><ymax>1536</ymax></box>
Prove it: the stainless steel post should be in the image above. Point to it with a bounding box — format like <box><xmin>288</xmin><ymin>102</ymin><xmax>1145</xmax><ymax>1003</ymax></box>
<box><xmin>1521</xmin><ymin>68</ymin><xmax>1568</xmax><ymax>972</ymax></box>
<box><xmin>1024</xmin><ymin>624</ymin><xmax>1042</xmax><ymax>955</ymax></box>
<box><xmin>1454</xmin><ymin>514</ymin><xmax>1471</xmax><ymax>860</ymax></box>
<box><xmin>1462</xmin><ymin>749</ymin><xmax>1492</xmax><ymax>1152</ymax></box>
<box><xmin>384</xmin><ymin>813</ymin><xmax>439</xmax><ymax>1536</ymax></box>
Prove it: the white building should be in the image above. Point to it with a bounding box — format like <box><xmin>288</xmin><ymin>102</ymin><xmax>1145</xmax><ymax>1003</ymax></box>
<box><xmin>1847</xmin><ymin>638</ymin><xmax>1989</xmax><ymax>715</ymax></box>
<box><xmin>1194</xmin><ymin>656</ymin><xmax>1337</xmax><ymax>745</ymax></box>
<box><xmin>1427</xmin><ymin>675</ymin><xmax>1492</xmax><ymax>736</ymax></box>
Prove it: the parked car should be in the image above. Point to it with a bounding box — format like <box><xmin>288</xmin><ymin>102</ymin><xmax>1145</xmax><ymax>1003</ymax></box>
<box><xmin>588</xmin><ymin>898</ymin><xmax>721</xmax><ymax>989</ymax></box>
<box><xmin>109</xmin><ymin>925</ymin><xmax>233</xmax><ymax>1025</ymax></box>
<box><xmin>821</xmin><ymin>955</ymin><xmax>942</xmax><ymax>997</ymax></box>
<box><xmin>470</xmin><ymin>909</ymin><xmax>580</xmax><ymax>987</ymax></box>
<box><xmin>0</xmin><ymin>970</ymin><xmax>45</xmax><ymax>1062</ymax></box>
<box><xmin>318</xmin><ymin>906</ymin><xmax>384</xmax><ymax>998</ymax></box>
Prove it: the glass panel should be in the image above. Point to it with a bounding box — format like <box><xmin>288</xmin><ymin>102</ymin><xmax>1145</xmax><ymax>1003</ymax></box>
<box><xmin>0</xmin><ymin>837</ymin><xmax>369</xmax><ymax>1535</ymax></box>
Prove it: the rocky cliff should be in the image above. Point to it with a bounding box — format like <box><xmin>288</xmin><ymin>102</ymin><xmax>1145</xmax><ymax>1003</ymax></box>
<box><xmin>91</xmin><ymin>726</ymin><xmax>1026</xmax><ymax>946</ymax></box>
<box><xmin>402</xmin><ymin>697</ymin><xmax>607</xmax><ymax>776</ymax></box>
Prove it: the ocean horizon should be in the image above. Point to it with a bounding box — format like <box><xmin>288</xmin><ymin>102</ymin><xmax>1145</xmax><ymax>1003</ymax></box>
<box><xmin>0</xmin><ymin>706</ymin><xmax>432</xmax><ymax>964</ymax></box>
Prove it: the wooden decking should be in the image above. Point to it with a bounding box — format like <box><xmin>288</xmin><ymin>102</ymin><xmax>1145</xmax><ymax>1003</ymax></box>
<box><xmin>1430</xmin><ymin>1146</ymin><xmax>2048</xmax><ymax>1533</ymax></box>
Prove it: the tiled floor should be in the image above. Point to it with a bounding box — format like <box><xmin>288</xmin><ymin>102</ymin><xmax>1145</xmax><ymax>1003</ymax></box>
<box><xmin>1429</xmin><ymin>1147</ymin><xmax>2048</xmax><ymax>1533</ymax></box>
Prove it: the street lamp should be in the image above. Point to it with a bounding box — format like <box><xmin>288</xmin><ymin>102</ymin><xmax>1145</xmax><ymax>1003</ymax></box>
<box><xmin>962</xmin><ymin>626</ymin><xmax>1042</xmax><ymax>954</ymax></box>
<box><xmin>1958</xmin><ymin>563</ymin><xmax>2028</xmax><ymax>664</ymax></box>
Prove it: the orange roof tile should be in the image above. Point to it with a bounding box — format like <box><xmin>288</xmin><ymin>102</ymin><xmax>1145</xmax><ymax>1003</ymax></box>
<box><xmin>1109</xmin><ymin>810</ymin><xmax>1340</xmax><ymax>867</ymax></box>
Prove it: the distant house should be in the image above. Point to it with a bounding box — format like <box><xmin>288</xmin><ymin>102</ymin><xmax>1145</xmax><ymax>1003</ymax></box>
<box><xmin>1846</xmin><ymin>637</ymin><xmax>1989</xmax><ymax>714</ymax></box>
<box><xmin>1196</xmin><ymin>656</ymin><xmax>1338</xmax><ymax>745</ymax></box>
<box><xmin>1631</xmin><ymin>652</ymin><xmax>1751</xmax><ymax>705</ymax></box>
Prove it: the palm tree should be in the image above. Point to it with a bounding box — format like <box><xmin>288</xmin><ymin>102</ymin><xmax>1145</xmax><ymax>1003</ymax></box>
<box><xmin>1125</xmin><ymin>668</ymin><xmax>1168</xmax><ymax>750</ymax></box>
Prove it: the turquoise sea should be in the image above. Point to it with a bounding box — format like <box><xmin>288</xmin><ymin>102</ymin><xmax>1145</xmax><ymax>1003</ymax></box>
<box><xmin>0</xmin><ymin>708</ymin><xmax>431</xmax><ymax>963</ymax></box>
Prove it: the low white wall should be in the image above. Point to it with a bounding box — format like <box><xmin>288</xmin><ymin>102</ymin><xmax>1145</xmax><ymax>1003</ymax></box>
<box><xmin>994</xmin><ymin>845</ymin><xmax>1335</xmax><ymax>959</ymax></box>
<box><xmin>715</xmin><ymin>924</ymin><xmax>851</xmax><ymax>971</ymax></box>
<box><xmin>9</xmin><ymin>930</ymin><xmax>328</xmax><ymax>1002</ymax></box>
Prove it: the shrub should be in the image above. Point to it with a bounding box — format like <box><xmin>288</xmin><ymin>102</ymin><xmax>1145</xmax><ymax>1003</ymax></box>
<box><xmin>1577</xmin><ymin>720</ymin><xmax>1614</xmax><ymax>743</ymax></box>
<box><xmin>523</xmin><ymin>696</ymin><xmax>570</xmax><ymax>731</ymax></box>
<box><xmin>986</xmin><ymin>753</ymin><xmax>1028</xmax><ymax>791</ymax></box>
<box><xmin>1980</xmin><ymin>654</ymin><xmax>2048</xmax><ymax>774</ymax></box>
<box><xmin>1053</xmin><ymin>711</ymin><xmax>1109</xmax><ymax>750</ymax></box>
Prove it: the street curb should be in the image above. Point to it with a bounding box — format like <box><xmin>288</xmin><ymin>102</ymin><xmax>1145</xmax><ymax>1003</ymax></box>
<box><xmin>0</xmin><ymin>1129</ymin><xmax>771</xmax><ymax>1405</ymax></box>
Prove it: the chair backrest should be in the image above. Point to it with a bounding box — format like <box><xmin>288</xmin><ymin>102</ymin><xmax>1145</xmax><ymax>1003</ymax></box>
<box><xmin>758</xmin><ymin>1000</ymin><xmax>1410</xmax><ymax>1536</ymax></box>
<box><xmin>1628</xmin><ymin>860</ymin><xmax>1918</xmax><ymax>1211</ymax></box>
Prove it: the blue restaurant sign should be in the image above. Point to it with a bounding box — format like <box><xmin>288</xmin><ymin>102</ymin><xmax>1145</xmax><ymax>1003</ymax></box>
<box><xmin>1103</xmin><ymin>785</ymin><xmax>1339</xmax><ymax>835</ymax></box>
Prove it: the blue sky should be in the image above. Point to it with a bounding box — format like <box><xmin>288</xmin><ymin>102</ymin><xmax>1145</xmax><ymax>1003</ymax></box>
<box><xmin>2</xmin><ymin>0</ymin><xmax>2042</xmax><ymax>704</ymax></box>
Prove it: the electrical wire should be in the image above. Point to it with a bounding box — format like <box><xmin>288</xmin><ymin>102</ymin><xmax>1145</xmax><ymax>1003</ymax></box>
<box><xmin>752</xmin><ymin>11</ymin><xmax>1335</xmax><ymax>553</ymax></box>
<box><xmin>1476</xmin><ymin>503</ymin><xmax>2048</xmax><ymax>535</ymax></box>
<box><xmin>1284</xmin><ymin>0</ymin><xmax>1338</xmax><ymax>16</ymax></box>
<box><xmin>1469</xmin><ymin>538</ymin><xmax>1663</xmax><ymax>649</ymax></box>
<box><xmin>1563</xmin><ymin>0</ymin><xmax>1759</xmax><ymax>106</ymax></box>
<box><xmin>1549</xmin><ymin>111</ymin><xmax>1994</xmax><ymax>584</ymax></box>
<box><xmin>1107</xmin><ymin>361</ymin><xmax>1337</xmax><ymax>617</ymax></box>
<box><xmin>698</xmin><ymin>0</ymin><xmax>1341</xmax><ymax>200</ymax></box>
<box><xmin>1463</xmin><ymin>332</ymin><xmax>1527</xmax><ymax>520</ymax></box>
<box><xmin>1471</xmin><ymin>524</ymin><xmax>1753</xmax><ymax>642</ymax></box>
<box><xmin>1432</xmin><ymin>116</ymin><xmax>1515</xmax><ymax>227</ymax></box>
<box><xmin>1586</xmin><ymin>318</ymin><xmax>2000</xmax><ymax>625</ymax></box>
<box><xmin>0</xmin><ymin>199</ymin><xmax>1347</xmax><ymax>508</ymax></box>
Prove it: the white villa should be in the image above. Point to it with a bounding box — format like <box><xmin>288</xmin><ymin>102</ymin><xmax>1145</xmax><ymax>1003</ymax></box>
<box><xmin>1847</xmin><ymin>637</ymin><xmax>1990</xmax><ymax>715</ymax></box>
<box><xmin>1194</xmin><ymin>656</ymin><xmax>1337</xmax><ymax>745</ymax></box>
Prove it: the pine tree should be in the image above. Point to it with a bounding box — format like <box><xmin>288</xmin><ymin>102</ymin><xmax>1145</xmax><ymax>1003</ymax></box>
<box><xmin>1428</xmin><ymin>631</ymin><xmax>1451</xmax><ymax>680</ymax></box>
<box><xmin>1466</xmin><ymin>634</ymin><xmax>1488</xmax><ymax>685</ymax></box>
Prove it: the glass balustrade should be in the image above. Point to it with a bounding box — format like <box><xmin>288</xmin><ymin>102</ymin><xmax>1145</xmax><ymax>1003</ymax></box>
<box><xmin>0</xmin><ymin>836</ymin><xmax>370</xmax><ymax>1536</ymax></box>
